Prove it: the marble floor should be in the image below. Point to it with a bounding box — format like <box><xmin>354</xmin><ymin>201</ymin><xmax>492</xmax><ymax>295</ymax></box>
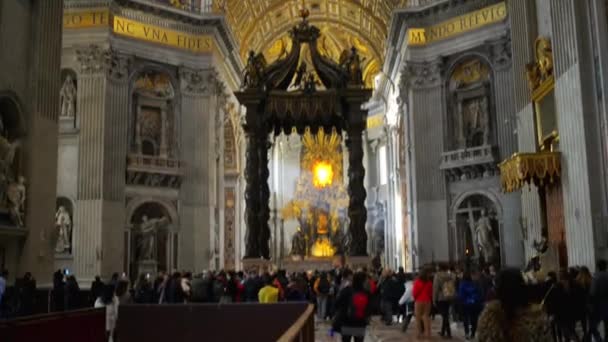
<box><xmin>315</xmin><ymin>316</ymin><xmax>467</xmax><ymax>342</ymax></box>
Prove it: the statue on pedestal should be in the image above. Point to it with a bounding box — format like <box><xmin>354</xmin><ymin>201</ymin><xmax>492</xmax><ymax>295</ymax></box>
<box><xmin>136</xmin><ymin>215</ymin><xmax>169</xmax><ymax>262</ymax></box>
<box><xmin>475</xmin><ymin>209</ymin><xmax>498</xmax><ymax>263</ymax></box>
<box><xmin>60</xmin><ymin>75</ymin><xmax>77</xmax><ymax>118</ymax></box>
<box><xmin>55</xmin><ymin>206</ymin><xmax>72</xmax><ymax>253</ymax></box>
<box><xmin>290</xmin><ymin>227</ymin><xmax>306</xmax><ymax>257</ymax></box>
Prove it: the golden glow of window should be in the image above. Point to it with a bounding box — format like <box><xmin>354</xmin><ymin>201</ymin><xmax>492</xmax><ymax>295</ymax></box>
<box><xmin>312</xmin><ymin>161</ymin><xmax>333</xmax><ymax>188</ymax></box>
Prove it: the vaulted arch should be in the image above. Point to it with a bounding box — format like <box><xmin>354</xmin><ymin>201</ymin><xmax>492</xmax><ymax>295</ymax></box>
<box><xmin>221</xmin><ymin>0</ymin><xmax>407</xmax><ymax>88</ymax></box>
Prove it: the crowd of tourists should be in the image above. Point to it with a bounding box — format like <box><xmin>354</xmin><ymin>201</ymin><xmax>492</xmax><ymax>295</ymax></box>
<box><xmin>1</xmin><ymin>259</ymin><xmax>608</xmax><ymax>342</ymax></box>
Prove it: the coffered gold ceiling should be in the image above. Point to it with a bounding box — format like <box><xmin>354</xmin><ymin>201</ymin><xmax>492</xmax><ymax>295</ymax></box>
<box><xmin>220</xmin><ymin>0</ymin><xmax>408</xmax><ymax>88</ymax></box>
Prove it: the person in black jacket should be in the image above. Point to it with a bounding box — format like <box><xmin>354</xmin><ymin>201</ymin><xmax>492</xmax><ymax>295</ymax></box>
<box><xmin>51</xmin><ymin>270</ymin><xmax>65</xmax><ymax>312</ymax></box>
<box><xmin>64</xmin><ymin>275</ymin><xmax>81</xmax><ymax>310</ymax></box>
<box><xmin>244</xmin><ymin>272</ymin><xmax>262</xmax><ymax>302</ymax></box>
<box><xmin>334</xmin><ymin>271</ymin><xmax>371</xmax><ymax>342</ymax></box>
<box><xmin>134</xmin><ymin>274</ymin><xmax>154</xmax><ymax>304</ymax></box>
<box><xmin>17</xmin><ymin>272</ymin><xmax>36</xmax><ymax>316</ymax></box>
<box><xmin>90</xmin><ymin>276</ymin><xmax>105</xmax><ymax>305</ymax></box>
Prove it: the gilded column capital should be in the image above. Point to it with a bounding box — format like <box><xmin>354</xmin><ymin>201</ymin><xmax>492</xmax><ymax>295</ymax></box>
<box><xmin>75</xmin><ymin>44</ymin><xmax>107</xmax><ymax>75</ymax></box>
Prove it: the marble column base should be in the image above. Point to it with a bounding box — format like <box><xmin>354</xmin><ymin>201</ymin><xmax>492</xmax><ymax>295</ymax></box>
<box><xmin>347</xmin><ymin>256</ymin><xmax>372</xmax><ymax>270</ymax></box>
<box><xmin>242</xmin><ymin>258</ymin><xmax>273</xmax><ymax>273</ymax></box>
<box><xmin>138</xmin><ymin>260</ymin><xmax>158</xmax><ymax>277</ymax></box>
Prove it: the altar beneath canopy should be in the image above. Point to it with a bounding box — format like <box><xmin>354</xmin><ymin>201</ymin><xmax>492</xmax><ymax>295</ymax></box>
<box><xmin>235</xmin><ymin>8</ymin><xmax>372</xmax><ymax>268</ymax></box>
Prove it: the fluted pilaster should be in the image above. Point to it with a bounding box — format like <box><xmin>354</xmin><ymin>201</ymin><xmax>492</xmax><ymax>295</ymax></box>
<box><xmin>19</xmin><ymin>0</ymin><xmax>63</xmax><ymax>283</ymax></box>
<box><xmin>550</xmin><ymin>0</ymin><xmax>603</xmax><ymax>268</ymax></box>
<box><xmin>179</xmin><ymin>66</ymin><xmax>215</xmax><ymax>271</ymax></box>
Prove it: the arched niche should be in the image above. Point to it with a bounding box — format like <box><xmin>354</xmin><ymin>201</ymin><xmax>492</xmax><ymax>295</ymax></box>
<box><xmin>450</xmin><ymin>191</ymin><xmax>502</xmax><ymax>266</ymax></box>
<box><xmin>127</xmin><ymin>200</ymin><xmax>178</xmax><ymax>277</ymax></box>
<box><xmin>129</xmin><ymin>68</ymin><xmax>179</xmax><ymax>160</ymax></box>
<box><xmin>445</xmin><ymin>56</ymin><xmax>494</xmax><ymax>150</ymax></box>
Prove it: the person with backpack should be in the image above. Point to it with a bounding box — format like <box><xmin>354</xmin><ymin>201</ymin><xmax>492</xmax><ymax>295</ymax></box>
<box><xmin>458</xmin><ymin>271</ymin><xmax>483</xmax><ymax>340</ymax></box>
<box><xmin>314</xmin><ymin>271</ymin><xmax>331</xmax><ymax>320</ymax></box>
<box><xmin>333</xmin><ymin>271</ymin><xmax>371</xmax><ymax>342</ymax></box>
<box><xmin>433</xmin><ymin>263</ymin><xmax>456</xmax><ymax>338</ymax></box>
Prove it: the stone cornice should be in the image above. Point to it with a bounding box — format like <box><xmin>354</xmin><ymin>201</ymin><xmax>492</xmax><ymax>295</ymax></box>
<box><xmin>385</xmin><ymin>0</ymin><xmax>504</xmax><ymax>77</ymax></box>
<box><xmin>65</xmin><ymin>1</ymin><xmax>242</xmax><ymax>83</ymax></box>
<box><xmin>64</xmin><ymin>0</ymin><xmax>111</xmax><ymax>10</ymax></box>
<box><xmin>114</xmin><ymin>0</ymin><xmax>242</xmax><ymax>73</ymax></box>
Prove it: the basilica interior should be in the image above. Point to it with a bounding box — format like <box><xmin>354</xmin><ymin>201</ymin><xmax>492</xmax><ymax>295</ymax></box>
<box><xmin>2</xmin><ymin>0</ymin><xmax>608</xmax><ymax>338</ymax></box>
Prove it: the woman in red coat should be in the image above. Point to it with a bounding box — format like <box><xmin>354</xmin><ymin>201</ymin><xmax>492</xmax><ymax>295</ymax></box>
<box><xmin>412</xmin><ymin>267</ymin><xmax>433</xmax><ymax>339</ymax></box>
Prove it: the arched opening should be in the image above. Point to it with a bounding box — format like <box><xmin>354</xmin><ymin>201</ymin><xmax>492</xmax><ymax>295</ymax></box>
<box><xmin>129</xmin><ymin>201</ymin><xmax>173</xmax><ymax>278</ymax></box>
<box><xmin>130</xmin><ymin>69</ymin><xmax>177</xmax><ymax>159</ymax></box>
<box><xmin>452</xmin><ymin>193</ymin><xmax>501</xmax><ymax>267</ymax></box>
<box><xmin>141</xmin><ymin>139</ymin><xmax>157</xmax><ymax>156</ymax></box>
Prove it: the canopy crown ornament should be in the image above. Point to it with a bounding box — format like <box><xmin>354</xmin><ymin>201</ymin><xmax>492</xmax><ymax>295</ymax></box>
<box><xmin>241</xmin><ymin>6</ymin><xmax>365</xmax><ymax>91</ymax></box>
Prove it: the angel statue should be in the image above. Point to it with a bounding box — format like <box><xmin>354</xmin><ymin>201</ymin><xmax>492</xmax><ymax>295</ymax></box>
<box><xmin>243</xmin><ymin>51</ymin><xmax>267</xmax><ymax>88</ymax></box>
<box><xmin>339</xmin><ymin>47</ymin><xmax>364</xmax><ymax>86</ymax></box>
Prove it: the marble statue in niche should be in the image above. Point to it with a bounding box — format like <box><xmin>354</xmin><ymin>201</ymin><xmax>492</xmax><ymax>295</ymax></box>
<box><xmin>6</xmin><ymin>176</ymin><xmax>25</xmax><ymax>227</ymax></box>
<box><xmin>475</xmin><ymin>209</ymin><xmax>498</xmax><ymax>262</ymax></box>
<box><xmin>59</xmin><ymin>75</ymin><xmax>77</xmax><ymax>118</ymax></box>
<box><xmin>462</xmin><ymin>97</ymin><xmax>489</xmax><ymax>147</ymax></box>
<box><xmin>55</xmin><ymin>206</ymin><xmax>72</xmax><ymax>253</ymax></box>
<box><xmin>449</xmin><ymin>58</ymin><xmax>492</xmax><ymax>149</ymax></box>
<box><xmin>136</xmin><ymin>215</ymin><xmax>169</xmax><ymax>262</ymax></box>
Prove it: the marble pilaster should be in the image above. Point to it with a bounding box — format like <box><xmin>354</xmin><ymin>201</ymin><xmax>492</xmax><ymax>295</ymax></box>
<box><xmin>507</xmin><ymin>0</ymin><xmax>544</xmax><ymax>261</ymax></box>
<box><xmin>404</xmin><ymin>59</ymin><xmax>449</xmax><ymax>264</ymax></box>
<box><xmin>550</xmin><ymin>0</ymin><xmax>604</xmax><ymax>268</ymax></box>
<box><xmin>17</xmin><ymin>0</ymin><xmax>64</xmax><ymax>284</ymax></box>
<box><xmin>73</xmin><ymin>45</ymin><xmax>107</xmax><ymax>280</ymax></box>
<box><xmin>178</xmin><ymin>66</ymin><xmax>215</xmax><ymax>272</ymax></box>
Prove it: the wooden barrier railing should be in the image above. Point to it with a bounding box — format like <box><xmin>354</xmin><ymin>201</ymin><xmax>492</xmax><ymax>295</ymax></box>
<box><xmin>0</xmin><ymin>308</ymin><xmax>105</xmax><ymax>342</ymax></box>
<box><xmin>277</xmin><ymin>304</ymin><xmax>315</xmax><ymax>342</ymax></box>
<box><xmin>118</xmin><ymin>302</ymin><xmax>311</xmax><ymax>341</ymax></box>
